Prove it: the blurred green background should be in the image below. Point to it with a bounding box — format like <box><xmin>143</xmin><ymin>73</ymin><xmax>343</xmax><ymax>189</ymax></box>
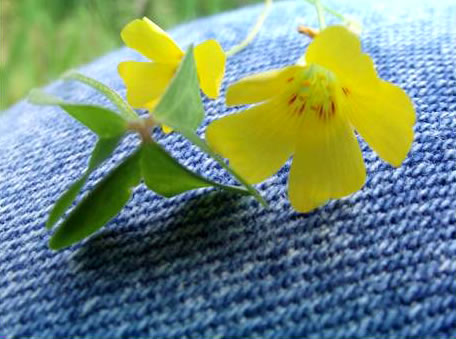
<box><xmin>1</xmin><ymin>0</ymin><xmax>261</xmax><ymax>110</ymax></box>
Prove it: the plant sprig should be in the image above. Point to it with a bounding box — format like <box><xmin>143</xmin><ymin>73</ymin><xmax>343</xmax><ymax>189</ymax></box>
<box><xmin>29</xmin><ymin>46</ymin><xmax>266</xmax><ymax>250</ymax></box>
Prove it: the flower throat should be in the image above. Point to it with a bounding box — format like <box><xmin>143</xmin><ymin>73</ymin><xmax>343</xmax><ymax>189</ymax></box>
<box><xmin>287</xmin><ymin>64</ymin><xmax>338</xmax><ymax>121</ymax></box>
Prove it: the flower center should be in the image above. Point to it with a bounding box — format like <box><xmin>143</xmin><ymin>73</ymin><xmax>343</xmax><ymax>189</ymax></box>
<box><xmin>286</xmin><ymin>64</ymin><xmax>338</xmax><ymax>121</ymax></box>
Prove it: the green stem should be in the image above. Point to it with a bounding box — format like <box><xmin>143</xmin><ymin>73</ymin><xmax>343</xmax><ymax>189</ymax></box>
<box><xmin>302</xmin><ymin>0</ymin><xmax>347</xmax><ymax>23</ymax></box>
<box><xmin>314</xmin><ymin>0</ymin><xmax>326</xmax><ymax>30</ymax></box>
<box><xmin>321</xmin><ymin>4</ymin><xmax>345</xmax><ymax>21</ymax></box>
<box><xmin>182</xmin><ymin>130</ymin><xmax>268</xmax><ymax>207</ymax></box>
<box><xmin>225</xmin><ymin>0</ymin><xmax>273</xmax><ymax>58</ymax></box>
<box><xmin>62</xmin><ymin>70</ymin><xmax>138</xmax><ymax>121</ymax></box>
<box><xmin>211</xmin><ymin>182</ymin><xmax>252</xmax><ymax>196</ymax></box>
<box><xmin>211</xmin><ymin>151</ymin><xmax>268</xmax><ymax>207</ymax></box>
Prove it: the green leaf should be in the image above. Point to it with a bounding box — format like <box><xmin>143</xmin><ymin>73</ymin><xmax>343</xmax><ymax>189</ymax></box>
<box><xmin>28</xmin><ymin>89</ymin><xmax>128</xmax><ymax>138</ymax></box>
<box><xmin>153</xmin><ymin>45</ymin><xmax>204</xmax><ymax>131</ymax></box>
<box><xmin>145</xmin><ymin>46</ymin><xmax>266</xmax><ymax>206</ymax></box>
<box><xmin>141</xmin><ymin>140</ymin><xmax>249</xmax><ymax>197</ymax></box>
<box><xmin>181</xmin><ymin>129</ymin><xmax>268</xmax><ymax>207</ymax></box>
<box><xmin>62</xmin><ymin>71</ymin><xmax>139</xmax><ymax>121</ymax></box>
<box><xmin>49</xmin><ymin>149</ymin><xmax>142</xmax><ymax>250</ymax></box>
<box><xmin>46</xmin><ymin>136</ymin><xmax>122</xmax><ymax>229</ymax></box>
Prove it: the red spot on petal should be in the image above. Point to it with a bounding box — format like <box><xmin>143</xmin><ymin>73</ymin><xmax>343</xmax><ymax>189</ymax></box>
<box><xmin>288</xmin><ymin>94</ymin><xmax>297</xmax><ymax>105</ymax></box>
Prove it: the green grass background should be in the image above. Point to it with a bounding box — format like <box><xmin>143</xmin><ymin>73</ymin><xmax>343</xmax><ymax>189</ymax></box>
<box><xmin>1</xmin><ymin>0</ymin><xmax>261</xmax><ymax>110</ymax></box>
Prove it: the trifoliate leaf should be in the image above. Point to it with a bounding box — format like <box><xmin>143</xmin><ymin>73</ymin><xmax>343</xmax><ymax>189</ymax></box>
<box><xmin>46</xmin><ymin>136</ymin><xmax>123</xmax><ymax>229</ymax></box>
<box><xmin>148</xmin><ymin>46</ymin><xmax>266</xmax><ymax>205</ymax></box>
<box><xmin>153</xmin><ymin>45</ymin><xmax>204</xmax><ymax>132</ymax></box>
<box><xmin>49</xmin><ymin>149</ymin><xmax>142</xmax><ymax>250</ymax></box>
<box><xmin>141</xmin><ymin>140</ymin><xmax>249</xmax><ymax>197</ymax></box>
<box><xmin>28</xmin><ymin>89</ymin><xmax>128</xmax><ymax>138</ymax></box>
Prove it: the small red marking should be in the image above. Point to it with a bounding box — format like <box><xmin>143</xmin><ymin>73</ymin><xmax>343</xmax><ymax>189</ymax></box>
<box><xmin>299</xmin><ymin>103</ymin><xmax>306</xmax><ymax>115</ymax></box>
<box><xmin>288</xmin><ymin>94</ymin><xmax>297</xmax><ymax>105</ymax></box>
<box><xmin>331</xmin><ymin>101</ymin><xmax>336</xmax><ymax>115</ymax></box>
<box><xmin>287</xmin><ymin>77</ymin><xmax>294</xmax><ymax>83</ymax></box>
<box><xmin>342</xmin><ymin>87</ymin><xmax>350</xmax><ymax>96</ymax></box>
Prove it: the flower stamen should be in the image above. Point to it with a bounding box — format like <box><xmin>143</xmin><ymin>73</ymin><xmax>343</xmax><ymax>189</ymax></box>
<box><xmin>297</xmin><ymin>25</ymin><xmax>319</xmax><ymax>38</ymax></box>
<box><xmin>287</xmin><ymin>64</ymin><xmax>339</xmax><ymax>121</ymax></box>
<box><xmin>288</xmin><ymin>93</ymin><xmax>298</xmax><ymax>105</ymax></box>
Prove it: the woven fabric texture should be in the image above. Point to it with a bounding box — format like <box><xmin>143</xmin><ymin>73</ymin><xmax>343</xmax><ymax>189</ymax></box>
<box><xmin>1</xmin><ymin>0</ymin><xmax>455</xmax><ymax>337</ymax></box>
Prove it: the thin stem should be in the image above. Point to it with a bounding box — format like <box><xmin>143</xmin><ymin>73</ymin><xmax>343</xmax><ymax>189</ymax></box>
<box><xmin>182</xmin><ymin>130</ymin><xmax>268</xmax><ymax>207</ymax></box>
<box><xmin>321</xmin><ymin>5</ymin><xmax>345</xmax><ymax>21</ymax></box>
<box><xmin>302</xmin><ymin>0</ymin><xmax>348</xmax><ymax>23</ymax></box>
<box><xmin>62</xmin><ymin>70</ymin><xmax>139</xmax><ymax>121</ymax></box>
<box><xmin>127</xmin><ymin>119</ymin><xmax>154</xmax><ymax>143</ymax></box>
<box><xmin>225</xmin><ymin>0</ymin><xmax>273</xmax><ymax>58</ymax></box>
<box><xmin>212</xmin><ymin>152</ymin><xmax>268</xmax><ymax>207</ymax></box>
<box><xmin>210</xmin><ymin>182</ymin><xmax>251</xmax><ymax>196</ymax></box>
<box><xmin>314</xmin><ymin>0</ymin><xmax>326</xmax><ymax>30</ymax></box>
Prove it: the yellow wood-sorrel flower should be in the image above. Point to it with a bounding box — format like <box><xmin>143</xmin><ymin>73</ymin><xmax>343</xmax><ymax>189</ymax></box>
<box><xmin>118</xmin><ymin>17</ymin><xmax>226</xmax><ymax>130</ymax></box>
<box><xmin>206</xmin><ymin>25</ymin><xmax>415</xmax><ymax>213</ymax></box>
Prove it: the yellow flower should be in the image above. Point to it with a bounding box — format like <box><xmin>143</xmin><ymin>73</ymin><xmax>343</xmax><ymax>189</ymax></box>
<box><xmin>118</xmin><ymin>17</ymin><xmax>226</xmax><ymax>132</ymax></box>
<box><xmin>206</xmin><ymin>26</ymin><xmax>415</xmax><ymax>213</ymax></box>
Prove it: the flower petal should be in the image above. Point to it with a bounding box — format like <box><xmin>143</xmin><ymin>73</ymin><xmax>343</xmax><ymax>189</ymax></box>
<box><xmin>161</xmin><ymin>125</ymin><xmax>173</xmax><ymax>134</ymax></box>
<box><xmin>226</xmin><ymin>66</ymin><xmax>303</xmax><ymax>106</ymax></box>
<box><xmin>289</xmin><ymin>112</ymin><xmax>366</xmax><ymax>213</ymax></box>
<box><xmin>194</xmin><ymin>40</ymin><xmax>226</xmax><ymax>99</ymax></box>
<box><xmin>305</xmin><ymin>25</ymin><xmax>415</xmax><ymax>166</ymax></box>
<box><xmin>143</xmin><ymin>98</ymin><xmax>160</xmax><ymax>112</ymax></box>
<box><xmin>305</xmin><ymin>25</ymin><xmax>377</xmax><ymax>88</ymax></box>
<box><xmin>118</xmin><ymin>61</ymin><xmax>176</xmax><ymax>108</ymax></box>
<box><xmin>206</xmin><ymin>99</ymin><xmax>299</xmax><ymax>184</ymax></box>
<box><xmin>121</xmin><ymin>18</ymin><xmax>184</xmax><ymax>63</ymax></box>
<box><xmin>343</xmin><ymin>80</ymin><xmax>415</xmax><ymax>167</ymax></box>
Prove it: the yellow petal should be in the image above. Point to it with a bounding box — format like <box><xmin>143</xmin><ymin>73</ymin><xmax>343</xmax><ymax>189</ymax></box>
<box><xmin>143</xmin><ymin>98</ymin><xmax>160</xmax><ymax>112</ymax></box>
<box><xmin>118</xmin><ymin>61</ymin><xmax>176</xmax><ymax>108</ymax></box>
<box><xmin>161</xmin><ymin>125</ymin><xmax>173</xmax><ymax>134</ymax></box>
<box><xmin>194</xmin><ymin>40</ymin><xmax>226</xmax><ymax>99</ymax></box>
<box><xmin>206</xmin><ymin>98</ymin><xmax>300</xmax><ymax>184</ymax></box>
<box><xmin>343</xmin><ymin>80</ymin><xmax>415</xmax><ymax>167</ymax></box>
<box><xmin>121</xmin><ymin>17</ymin><xmax>184</xmax><ymax>63</ymax></box>
<box><xmin>288</xmin><ymin>112</ymin><xmax>366</xmax><ymax>213</ymax></box>
<box><xmin>305</xmin><ymin>25</ymin><xmax>377</xmax><ymax>88</ymax></box>
<box><xmin>226</xmin><ymin>65</ymin><xmax>304</xmax><ymax>106</ymax></box>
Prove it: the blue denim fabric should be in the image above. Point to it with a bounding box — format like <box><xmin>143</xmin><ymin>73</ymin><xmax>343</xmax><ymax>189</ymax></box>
<box><xmin>1</xmin><ymin>0</ymin><xmax>455</xmax><ymax>337</ymax></box>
